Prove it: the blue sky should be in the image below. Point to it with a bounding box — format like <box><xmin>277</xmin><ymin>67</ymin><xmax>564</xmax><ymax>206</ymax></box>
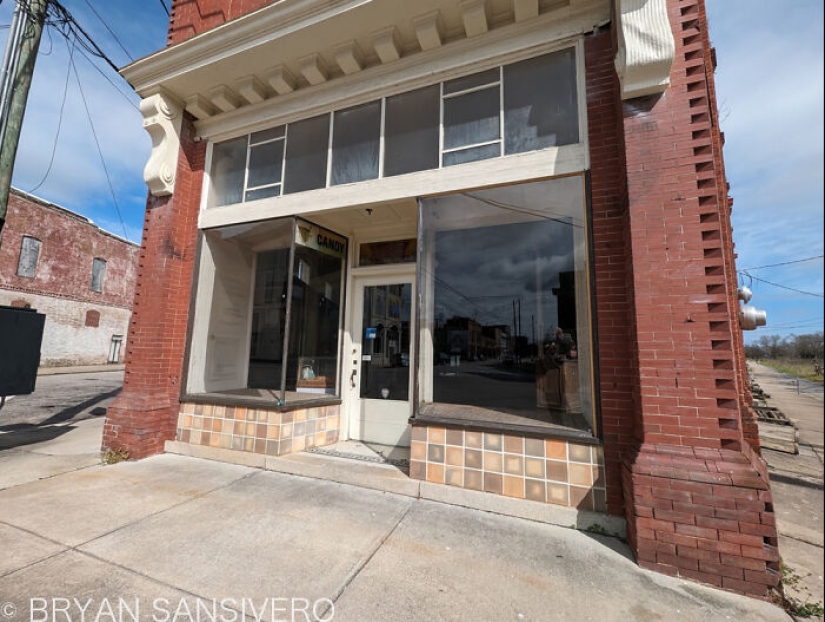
<box><xmin>1</xmin><ymin>0</ymin><xmax>822</xmax><ymax>343</ymax></box>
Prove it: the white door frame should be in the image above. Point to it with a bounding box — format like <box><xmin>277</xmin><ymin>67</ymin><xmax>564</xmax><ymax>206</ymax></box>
<box><xmin>344</xmin><ymin>264</ymin><xmax>416</xmax><ymax>446</ymax></box>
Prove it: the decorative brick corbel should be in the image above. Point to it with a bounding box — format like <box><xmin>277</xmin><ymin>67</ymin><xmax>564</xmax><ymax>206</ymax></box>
<box><xmin>140</xmin><ymin>90</ymin><xmax>184</xmax><ymax>196</ymax></box>
<box><xmin>614</xmin><ymin>0</ymin><xmax>675</xmax><ymax>99</ymax></box>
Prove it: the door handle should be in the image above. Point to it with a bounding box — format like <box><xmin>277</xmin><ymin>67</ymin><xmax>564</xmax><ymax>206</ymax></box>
<box><xmin>350</xmin><ymin>369</ymin><xmax>357</xmax><ymax>388</ymax></box>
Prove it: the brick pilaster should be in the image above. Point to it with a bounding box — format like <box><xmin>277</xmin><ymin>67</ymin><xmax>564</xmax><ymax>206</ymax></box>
<box><xmin>618</xmin><ymin>0</ymin><xmax>780</xmax><ymax>600</ymax></box>
<box><xmin>102</xmin><ymin>115</ymin><xmax>205</xmax><ymax>459</ymax></box>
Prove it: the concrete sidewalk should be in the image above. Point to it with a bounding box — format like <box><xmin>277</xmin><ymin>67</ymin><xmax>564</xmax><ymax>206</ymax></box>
<box><xmin>0</xmin><ymin>421</ymin><xmax>792</xmax><ymax>622</ymax></box>
<box><xmin>749</xmin><ymin>362</ymin><xmax>824</xmax><ymax>617</ymax></box>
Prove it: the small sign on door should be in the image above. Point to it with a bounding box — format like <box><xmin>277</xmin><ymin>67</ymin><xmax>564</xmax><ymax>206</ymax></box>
<box><xmin>365</xmin><ymin>327</ymin><xmax>377</xmax><ymax>340</ymax></box>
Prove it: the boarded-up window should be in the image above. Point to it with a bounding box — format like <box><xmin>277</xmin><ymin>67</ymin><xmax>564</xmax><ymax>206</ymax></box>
<box><xmin>17</xmin><ymin>236</ymin><xmax>41</xmax><ymax>278</ymax></box>
<box><xmin>91</xmin><ymin>258</ymin><xmax>107</xmax><ymax>292</ymax></box>
<box><xmin>85</xmin><ymin>310</ymin><xmax>100</xmax><ymax>327</ymax></box>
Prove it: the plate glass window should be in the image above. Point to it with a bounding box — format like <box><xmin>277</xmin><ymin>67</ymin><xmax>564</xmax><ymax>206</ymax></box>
<box><xmin>17</xmin><ymin>236</ymin><xmax>41</xmax><ymax>278</ymax></box>
<box><xmin>91</xmin><ymin>258</ymin><xmax>106</xmax><ymax>293</ymax></box>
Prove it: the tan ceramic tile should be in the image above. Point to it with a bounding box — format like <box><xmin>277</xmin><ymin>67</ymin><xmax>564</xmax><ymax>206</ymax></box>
<box><xmin>410</xmin><ymin>441</ymin><xmax>427</xmax><ymax>461</ymax></box>
<box><xmin>315</xmin><ymin>431</ymin><xmax>326</xmax><ymax>446</ymax></box>
<box><xmin>267</xmin><ymin>411</ymin><xmax>281</xmax><ymax>425</ymax></box>
<box><xmin>209</xmin><ymin>433</ymin><xmax>220</xmax><ymax>448</ymax></box>
<box><xmin>236</xmin><ymin>406</ymin><xmax>247</xmax><ymax>421</ymax></box>
<box><xmin>254</xmin><ymin>438</ymin><xmax>266</xmax><ymax>454</ymax></box>
<box><xmin>568</xmin><ymin>443</ymin><xmax>592</xmax><ymax>464</ymax></box>
<box><xmin>245</xmin><ymin>423</ymin><xmax>256</xmax><ymax>436</ymax></box>
<box><xmin>292</xmin><ymin>435</ymin><xmax>306</xmax><ymax>453</ymax></box>
<box><xmin>426</xmin><ymin>463</ymin><xmax>445</xmax><ymax>484</ymax></box>
<box><xmin>183</xmin><ymin>403</ymin><xmax>196</xmax><ymax>414</ymax></box>
<box><xmin>483</xmin><ymin>472</ymin><xmax>502</xmax><ymax>494</ymax></box>
<box><xmin>445</xmin><ymin>467</ymin><xmax>463</xmax><ymax>487</ymax></box>
<box><xmin>179</xmin><ymin>429</ymin><xmax>190</xmax><ymax>443</ymax></box>
<box><xmin>569</xmin><ymin>463</ymin><xmax>593</xmax><ymax>487</ymax></box>
<box><xmin>525</xmin><ymin>437</ymin><xmax>545</xmax><ymax>457</ymax></box>
<box><xmin>445</xmin><ymin>429</ymin><xmax>463</xmax><ymax>446</ymax></box>
<box><xmin>525</xmin><ymin>479</ymin><xmax>546</xmax><ymax>503</ymax></box>
<box><xmin>316</xmin><ymin>418</ymin><xmax>326</xmax><ymax>431</ymax></box>
<box><xmin>231</xmin><ymin>437</ymin><xmax>243</xmax><ymax>451</ymax></box>
<box><xmin>428</xmin><ymin>427</ymin><xmax>446</xmax><ymax>444</ymax></box>
<box><xmin>244</xmin><ymin>438</ymin><xmax>254</xmax><ymax>451</ymax></box>
<box><xmin>191</xmin><ymin>431</ymin><xmax>202</xmax><ymax>445</ymax></box>
<box><xmin>214</xmin><ymin>405</ymin><xmax>225</xmax><ymax>418</ymax></box>
<box><xmin>247</xmin><ymin>409</ymin><xmax>258</xmax><ymax>422</ymax></box>
<box><xmin>445</xmin><ymin>446</ymin><xmax>463</xmax><ymax>467</ymax></box>
<box><xmin>547</xmin><ymin>483</ymin><xmax>569</xmax><ymax>506</ymax></box>
<box><xmin>545</xmin><ymin>439</ymin><xmax>567</xmax><ymax>460</ymax></box>
<box><xmin>225</xmin><ymin>406</ymin><xmax>236</xmax><ymax>420</ymax></box>
<box><xmin>220</xmin><ymin>434</ymin><xmax>232</xmax><ymax>449</ymax></box>
<box><xmin>546</xmin><ymin>460</ymin><xmax>568</xmax><ymax>482</ymax></box>
<box><xmin>294</xmin><ymin>422</ymin><xmax>306</xmax><ymax>438</ymax></box>
<box><xmin>465</xmin><ymin>449</ymin><xmax>482</xmax><ymax>469</ymax></box>
<box><xmin>411</xmin><ymin>426</ymin><xmax>427</xmax><ymax>442</ymax></box>
<box><xmin>484</xmin><ymin>451</ymin><xmax>502</xmax><ymax>473</ymax></box>
<box><xmin>503</xmin><ymin>435</ymin><xmax>523</xmax><ymax>454</ymax></box>
<box><xmin>192</xmin><ymin>417</ymin><xmax>202</xmax><ymax>430</ymax></box>
<box><xmin>409</xmin><ymin>460</ymin><xmax>426</xmax><ymax>480</ymax></box>
<box><xmin>266</xmin><ymin>440</ymin><xmax>280</xmax><ymax>456</ymax></box>
<box><xmin>282</xmin><ymin>424</ymin><xmax>293</xmax><ymax>439</ymax></box>
<box><xmin>233</xmin><ymin>421</ymin><xmax>244</xmax><ymax>435</ymax></box>
<box><xmin>325</xmin><ymin>430</ymin><xmax>338</xmax><ymax>445</ymax></box>
<box><xmin>465</xmin><ymin>431</ymin><xmax>483</xmax><ymax>448</ymax></box>
<box><xmin>329</xmin><ymin>415</ymin><xmax>340</xmax><ymax>429</ymax></box>
<box><xmin>194</xmin><ymin>404</ymin><xmax>203</xmax><ymax>416</ymax></box>
<box><xmin>484</xmin><ymin>433</ymin><xmax>502</xmax><ymax>451</ymax></box>
<box><xmin>267</xmin><ymin>425</ymin><xmax>280</xmax><ymax>440</ymax></box>
<box><xmin>182</xmin><ymin>414</ymin><xmax>193</xmax><ymax>428</ymax></box>
<box><xmin>464</xmin><ymin>469</ymin><xmax>483</xmax><ymax>491</ymax></box>
<box><xmin>202</xmin><ymin>404</ymin><xmax>214</xmax><ymax>416</ymax></box>
<box><xmin>295</xmin><ymin>409</ymin><xmax>307</xmax><ymax>422</ymax></box>
<box><xmin>257</xmin><ymin>423</ymin><xmax>267</xmax><ymax>439</ymax></box>
<box><xmin>504</xmin><ymin>454</ymin><xmax>523</xmax><ymax>476</ymax></box>
<box><xmin>503</xmin><ymin>476</ymin><xmax>525</xmax><ymax>499</ymax></box>
<box><xmin>524</xmin><ymin>457</ymin><xmax>544</xmax><ymax>479</ymax></box>
<box><xmin>200</xmin><ymin>432</ymin><xmax>211</xmax><ymax>446</ymax></box>
<box><xmin>280</xmin><ymin>439</ymin><xmax>293</xmax><ymax>454</ymax></box>
<box><xmin>202</xmin><ymin>417</ymin><xmax>214</xmax><ymax>432</ymax></box>
<box><xmin>427</xmin><ymin>444</ymin><xmax>445</xmax><ymax>463</ymax></box>
<box><xmin>282</xmin><ymin>412</ymin><xmax>294</xmax><ymax>424</ymax></box>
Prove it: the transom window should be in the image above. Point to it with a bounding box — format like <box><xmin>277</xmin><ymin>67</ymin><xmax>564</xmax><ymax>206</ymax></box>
<box><xmin>209</xmin><ymin>48</ymin><xmax>579</xmax><ymax>207</ymax></box>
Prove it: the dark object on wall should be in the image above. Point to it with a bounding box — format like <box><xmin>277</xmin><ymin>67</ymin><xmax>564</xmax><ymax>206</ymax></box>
<box><xmin>0</xmin><ymin>304</ymin><xmax>45</xmax><ymax>398</ymax></box>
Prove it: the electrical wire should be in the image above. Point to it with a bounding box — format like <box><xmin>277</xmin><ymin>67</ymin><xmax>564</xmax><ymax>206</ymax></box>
<box><xmin>80</xmin><ymin>0</ymin><xmax>133</xmax><ymax>62</ymax></box>
<box><xmin>740</xmin><ymin>273</ymin><xmax>824</xmax><ymax>298</ymax></box>
<box><xmin>158</xmin><ymin>0</ymin><xmax>169</xmax><ymax>17</ymax></box>
<box><xmin>738</xmin><ymin>255</ymin><xmax>824</xmax><ymax>271</ymax></box>
<box><xmin>69</xmin><ymin>54</ymin><xmax>130</xmax><ymax>240</ymax></box>
<box><xmin>27</xmin><ymin>36</ymin><xmax>74</xmax><ymax>193</ymax></box>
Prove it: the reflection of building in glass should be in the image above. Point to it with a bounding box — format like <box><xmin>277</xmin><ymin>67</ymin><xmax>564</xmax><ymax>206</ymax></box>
<box><xmin>105</xmin><ymin>0</ymin><xmax>781</xmax><ymax>599</ymax></box>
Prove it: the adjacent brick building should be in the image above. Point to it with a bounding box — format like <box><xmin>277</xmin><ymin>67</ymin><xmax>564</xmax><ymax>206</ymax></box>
<box><xmin>105</xmin><ymin>0</ymin><xmax>781</xmax><ymax>601</ymax></box>
<box><xmin>0</xmin><ymin>188</ymin><xmax>139</xmax><ymax>367</ymax></box>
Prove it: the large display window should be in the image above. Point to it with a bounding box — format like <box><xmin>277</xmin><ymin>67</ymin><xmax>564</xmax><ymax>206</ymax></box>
<box><xmin>186</xmin><ymin>217</ymin><xmax>346</xmax><ymax>406</ymax></box>
<box><xmin>417</xmin><ymin>176</ymin><xmax>595</xmax><ymax>435</ymax></box>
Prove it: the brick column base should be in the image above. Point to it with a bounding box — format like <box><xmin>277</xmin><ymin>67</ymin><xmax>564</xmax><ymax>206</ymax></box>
<box><xmin>103</xmin><ymin>392</ymin><xmax>178</xmax><ymax>460</ymax></box>
<box><xmin>623</xmin><ymin>442</ymin><xmax>782</xmax><ymax>600</ymax></box>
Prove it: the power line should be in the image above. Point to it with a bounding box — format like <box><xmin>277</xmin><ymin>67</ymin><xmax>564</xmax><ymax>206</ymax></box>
<box><xmin>27</xmin><ymin>36</ymin><xmax>74</xmax><ymax>193</ymax></box>
<box><xmin>739</xmin><ymin>255</ymin><xmax>824</xmax><ymax>271</ymax></box>
<box><xmin>740</xmin><ymin>273</ymin><xmax>824</xmax><ymax>298</ymax></box>
<box><xmin>158</xmin><ymin>0</ymin><xmax>170</xmax><ymax>17</ymax></box>
<box><xmin>69</xmin><ymin>54</ymin><xmax>129</xmax><ymax>240</ymax></box>
<box><xmin>81</xmin><ymin>0</ymin><xmax>133</xmax><ymax>62</ymax></box>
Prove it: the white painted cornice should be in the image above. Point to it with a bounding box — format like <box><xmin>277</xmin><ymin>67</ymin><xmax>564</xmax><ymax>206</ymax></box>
<box><xmin>139</xmin><ymin>90</ymin><xmax>184</xmax><ymax>196</ymax></box>
<box><xmin>614</xmin><ymin>0</ymin><xmax>675</xmax><ymax>99</ymax></box>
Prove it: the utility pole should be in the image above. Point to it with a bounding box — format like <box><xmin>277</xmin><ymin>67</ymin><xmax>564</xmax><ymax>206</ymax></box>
<box><xmin>0</xmin><ymin>0</ymin><xmax>50</xmax><ymax>244</ymax></box>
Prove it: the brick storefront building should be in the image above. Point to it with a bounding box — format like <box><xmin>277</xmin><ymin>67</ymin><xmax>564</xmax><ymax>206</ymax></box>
<box><xmin>104</xmin><ymin>0</ymin><xmax>781</xmax><ymax>600</ymax></box>
<box><xmin>0</xmin><ymin>189</ymin><xmax>138</xmax><ymax>367</ymax></box>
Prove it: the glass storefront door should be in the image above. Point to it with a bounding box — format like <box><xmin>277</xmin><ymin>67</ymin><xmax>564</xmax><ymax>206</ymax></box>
<box><xmin>348</xmin><ymin>273</ymin><xmax>414</xmax><ymax>446</ymax></box>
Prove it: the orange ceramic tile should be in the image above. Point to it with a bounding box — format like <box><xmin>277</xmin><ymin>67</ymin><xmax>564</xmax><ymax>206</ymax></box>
<box><xmin>503</xmin><ymin>435</ymin><xmax>523</xmax><ymax>454</ymax></box>
<box><xmin>503</xmin><ymin>454</ymin><xmax>524</xmax><ymax>475</ymax></box>
<box><xmin>464</xmin><ymin>469</ymin><xmax>483</xmax><ymax>491</ymax></box>
<box><xmin>445</xmin><ymin>446</ymin><xmax>463</xmax><ymax>466</ymax></box>
<box><xmin>212</xmin><ymin>419</ymin><xmax>223</xmax><ymax>433</ymax></box>
<box><xmin>545</xmin><ymin>439</ymin><xmax>567</xmax><ymax>460</ymax></box>
<box><xmin>267</xmin><ymin>425</ymin><xmax>280</xmax><ymax>440</ymax></box>
<box><xmin>483</xmin><ymin>433</ymin><xmax>502</xmax><ymax>451</ymax></box>
<box><xmin>410</xmin><ymin>441</ymin><xmax>427</xmax><ymax>461</ymax></box>
<box><xmin>569</xmin><ymin>486</ymin><xmax>593</xmax><ymax>510</ymax></box>
<box><xmin>426</xmin><ymin>463</ymin><xmax>445</xmax><ymax>484</ymax></box>
<box><xmin>503</xmin><ymin>475</ymin><xmax>525</xmax><ymax>499</ymax></box>
<box><xmin>546</xmin><ymin>460</ymin><xmax>568</xmax><ymax>482</ymax></box>
<box><xmin>569</xmin><ymin>463</ymin><xmax>593</xmax><ymax>487</ymax></box>
<box><xmin>245</xmin><ymin>423</ymin><xmax>256</xmax><ymax>436</ymax></box>
<box><xmin>484</xmin><ymin>451</ymin><xmax>502</xmax><ymax>473</ymax></box>
<box><xmin>428</xmin><ymin>427</ymin><xmax>446</xmax><ymax>444</ymax></box>
<box><xmin>445</xmin><ymin>428</ymin><xmax>463</xmax><ymax>446</ymax></box>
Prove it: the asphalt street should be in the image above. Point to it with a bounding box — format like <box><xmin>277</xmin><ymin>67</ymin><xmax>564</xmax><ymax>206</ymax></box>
<box><xmin>0</xmin><ymin>370</ymin><xmax>123</xmax><ymax>430</ymax></box>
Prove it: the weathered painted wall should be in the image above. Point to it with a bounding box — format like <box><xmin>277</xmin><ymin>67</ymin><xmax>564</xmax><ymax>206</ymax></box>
<box><xmin>0</xmin><ymin>189</ymin><xmax>139</xmax><ymax>366</ymax></box>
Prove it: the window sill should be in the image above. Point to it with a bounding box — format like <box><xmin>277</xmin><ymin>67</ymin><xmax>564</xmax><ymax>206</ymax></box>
<box><xmin>412</xmin><ymin>403</ymin><xmax>599</xmax><ymax>445</ymax></box>
<box><xmin>181</xmin><ymin>390</ymin><xmax>341</xmax><ymax>413</ymax></box>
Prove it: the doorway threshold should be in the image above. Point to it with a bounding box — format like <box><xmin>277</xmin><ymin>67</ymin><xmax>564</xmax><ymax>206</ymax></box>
<box><xmin>306</xmin><ymin>440</ymin><xmax>410</xmax><ymax>469</ymax></box>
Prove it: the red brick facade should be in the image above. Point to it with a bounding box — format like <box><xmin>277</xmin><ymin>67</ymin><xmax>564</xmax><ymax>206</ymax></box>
<box><xmin>0</xmin><ymin>190</ymin><xmax>137</xmax><ymax>309</ymax></box>
<box><xmin>616</xmin><ymin>0</ymin><xmax>780</xmax><ymax>600</ymax></box>
<box><xmin>107</xmin><ymin>0</ymin><xmax>780</xmax><ymax>600</ymax></box>
<box><xmin>102</xmin><ymin>117</ymin><xmax>205</xmax><ymax>459</ymax></box>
